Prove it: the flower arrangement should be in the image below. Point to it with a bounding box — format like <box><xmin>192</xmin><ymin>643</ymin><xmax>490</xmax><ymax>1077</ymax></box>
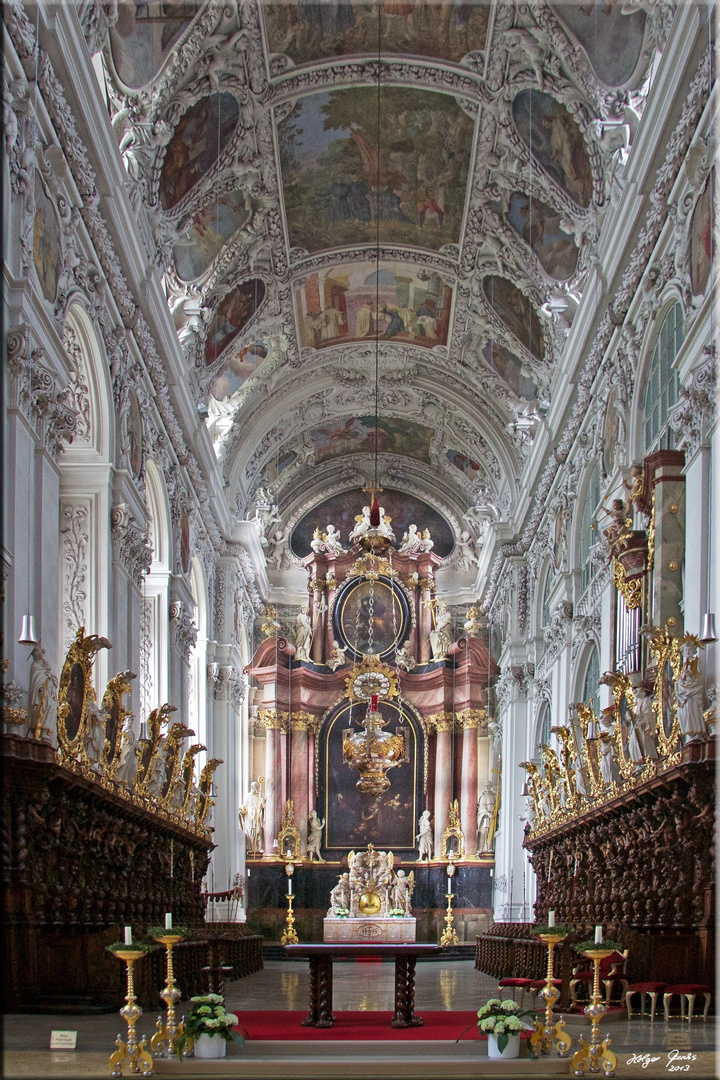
<box><xmin>532</xmin><ymin>922</ymin><xmax>574</xmax><ymax>937</ymax></box>
<box><xmin>176</xmin><ymin>994</ymin><xmax>243</xmax><ymax>1057</ymax></box>
<box><xmin>477</xmin><ymin>998</ymin><xmax>533</xmax><ymax>1053</ymax></box>
<box><xmin>388</xmin><ymin>907</ymin><xmax>406</xmax><ymax>917</ymax></box>
<box><xmin>105</xmin><ymin>940</ymin><xmax>154</xmax><ymax>955</ymax></box>
<box><xmin>333</xmin><ymin>906</ymin><xmax>350</xmax><ymax>917</ymax></box>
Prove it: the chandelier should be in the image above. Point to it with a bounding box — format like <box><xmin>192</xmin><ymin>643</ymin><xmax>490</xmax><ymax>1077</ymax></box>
<box><xmin>343</xmin><ymin>661</ymin><xmax>405</xmax><ymax>796</ymax></box>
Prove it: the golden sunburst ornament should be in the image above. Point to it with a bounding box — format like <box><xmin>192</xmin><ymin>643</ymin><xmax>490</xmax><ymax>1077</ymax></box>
<box><xmin>344</xmin><ymin>656</ymin><xmax>398</xmax><ymax>702</ymax></box>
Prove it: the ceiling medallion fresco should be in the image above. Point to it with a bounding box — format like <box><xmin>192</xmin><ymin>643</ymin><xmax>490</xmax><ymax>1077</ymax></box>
<box><xmin>204</xmin><ymin>280</ymin><xmax>266</xmax><ymax>365</ymax></box>
<box><xmin>291</xmin><ymin>487</ymin><xmax>454</xmax><ymax>559</ymax></box>
<box><xmin>277</xmin><ymin>86</ymin><xmax>475</xmax><ymax>253</ymax></box>
<box><xmin>512</xmin><ymin>90</ymin><xmax>594</xmax><ymax>209</ymax></box>
<box><xmin>550</xmin><ymin>3</ymin><xmax>647</xmax><ymax>88</ymax></box>
<box><xmin>505</xmin><ymin>192</ymin><xmax>579</xmax><ymax>282</ymax></box>
<box><xmin>173</xmin><ymin>189</ymin><xmax>253</xmax><ymax>281</ymax></box>
<box><xmin>482</xmin><ymin>276</ymin><xmax>544</xmax><ymax>362</ymax></box>
<box><xmin>109</xmin><ymin>0</ymin><xmax>202</xmax><ymax>90</ymax></box>
<box><xmin>159</xmin><ymin>93</ymin><xmax>240</xmax><ymax>211</ymax></box>
<box><xmin>482</xmin><ymin>342</ymin><xmax>538</xmax><ymax>403</ymax></box>
<box><xmin>264</xmin><ymin>0</ymin><xmax>491</xmax><ymax>67</ymax></box>
<box><xmin>305</xmin><ymin>415</ymin><xmax>435</xmax><ymax>466</ymax></box>
<box><xmin>295</xmin><ymin>261</ymin><xmax>453</xmax><ymax>350</ymax></box>
<box><xmin>209</xmin><ymin>341</ymin><xmax>269</xmax><ymax>401</ymax></box>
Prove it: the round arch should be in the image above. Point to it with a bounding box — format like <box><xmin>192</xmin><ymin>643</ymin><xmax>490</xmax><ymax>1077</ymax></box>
<box><xmin>62</xmin><ymin>303</ymin><xmax>114</xmax><ymax>461</ymax></box>
<box><xmin>145</xmin><ymin>459</ymin><xmax>172</xmax><ymax>572</ymax></box>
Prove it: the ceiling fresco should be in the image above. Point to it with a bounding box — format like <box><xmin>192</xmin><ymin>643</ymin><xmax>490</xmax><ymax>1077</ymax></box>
<box><xmin>278</xmin><ymin>87</ymin><xmax>475</xmax><ymax>253</ymax></box>
<box><xmin>294</xmin><ymin>261</ymin><xmax>453</xmax><ymax>350</ymax></box>
<box><xmin>100</xmin><ymin>0</ymin><xmax>662</xmax><ymax>568</ymax></box>
<box><xmin>291</xmin><ymin>487</ymin><xmax>454</xmax><ymax>559</ymax></box>
<box><xmin>264</xmin><ymin>0</ymin><xmax>491</xmax><ymax>67</ymax></box>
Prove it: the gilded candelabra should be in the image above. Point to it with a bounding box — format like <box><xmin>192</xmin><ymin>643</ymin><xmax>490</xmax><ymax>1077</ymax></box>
<box><xmin>150</xmin><ymin>934</ymin><xmax>184</xmax><ymax>1058</ymax></box>
<box><xmin>109</xmin><ymin>949</ymin><xmax>154</xmax><ymax>1077</ymax></box>
<box><xmin>280</xmin><ymin>861</ymin><xmax>299</xmax><ymax>945</ymax></box>
<box><xmin>529</xmin><ymin>934</ymin><xmax>571</xmax><ymax>1058</ymax></box>
<box><xmin>571</xmin><ymin>949</ymin><xmax>618</xmax><ymax>1077</ymax></box>
<box><xmin>440</xmin><ymin>891</ymin><xmax>459</xmax><ymax>946</ymax></box>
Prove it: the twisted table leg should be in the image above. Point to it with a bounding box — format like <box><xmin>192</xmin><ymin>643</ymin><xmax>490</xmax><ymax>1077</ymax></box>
<box><xmin>301</xmin><ymin>956</ymin><xmax>320</xmax><ymax>1026</ymax></box>
<box><xmin>316</xmin><ymin>956</ymin><xmax>334</xmax><ymax>1027</ymax></box>
<box><xmin>392</xmin><ymin>957</ymin><xmax>410</xmax><ymax>1027</ymax></box>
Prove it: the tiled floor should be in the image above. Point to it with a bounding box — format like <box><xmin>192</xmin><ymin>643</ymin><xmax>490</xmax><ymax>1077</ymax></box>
<box><xmin>4</xmin><ymin>961</ymin><xmax>717</xmax><ymax>1079</ymax></box>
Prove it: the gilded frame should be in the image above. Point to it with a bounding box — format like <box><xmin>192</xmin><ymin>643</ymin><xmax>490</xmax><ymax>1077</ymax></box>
<box><xmin>56</xmin><ymin>627</ymin><xmax>111</xmax><ymax>764</ymax></box>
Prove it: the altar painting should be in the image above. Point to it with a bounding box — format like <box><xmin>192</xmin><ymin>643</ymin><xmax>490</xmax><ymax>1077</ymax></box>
<box><xmin>321</xmin><ymin>700</ymin><xmax>420</xmax><ymax>852</ymax></box>
<box><xmin>512</xmin><ymin>90</ymin><xmax>593</xmax><ymax>208</ymax></box>
<box><xmin>483</xmin><ymin>277</ymin><xmax>544</xmax><ymax>361</ymax></box>
<box><xmin>159</xmin><ymin>93</ymin><xmax>239</xmax><ymax>211</ymax></box>
<box><xmin>278</xmin><ymin>87</ymin><xmax>474</xmax><ymax>253</ymax></box>
<box><xmin>174</xmin><ymin>189</ymin><xmax>251</xmax><ymax>281</ymax></box>
<box><xmin>307</xmin><ymin>415</ymin><xmax>434</xmax><ymax>465</ymax></box>
<box><xmin>295</xmin><ymin>262</ymin><xmax>453</xmax><ymax>349</ymax></box>
<box><xmin>264</xmin><ymin>0</ymin><xmax>491</xmax><ymax>66</ymax></box>
<box><xmin>291</xmin><ymin>487</ymin><xmax>454</xmax><ymax>558</ymax></box>
<box><xmin>506</xmin><ymin>192</ymin><xmax>579</xmax><ymax>281</ymax></box>
<box><xmin>205</xmin><ymin>282</ymin><xmax>266</xmax><ymax>365</ymax></box>
<box><xmin>551</xmin><ymin>2</ymin><xmax>646</xmax><ymax>87</ymax></box>
<box><xmin>110</xmin><ymin>1</ymin><xmax>201</xmax><ymax>89</ymax></box>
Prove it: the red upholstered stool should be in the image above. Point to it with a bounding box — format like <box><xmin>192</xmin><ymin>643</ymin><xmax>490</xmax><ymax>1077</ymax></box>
<box><xmin>497</xmin><ymin>978</ymin><xmax>532</xmax><ymax>1008</ymax></box>
<box><xmin>626</xmin><ymin>982</ymin><xmax>667</xmax><ymax>1021</ymax></box>
<box><xmin>663</xmin><ymin>984</ymin><xmax>712</xmax><ymax>1024</ymax></box>
<box><xmin>528</xmin><ymin>978</ymin><xmax>562</xmax><ymax>1009</ymax></box>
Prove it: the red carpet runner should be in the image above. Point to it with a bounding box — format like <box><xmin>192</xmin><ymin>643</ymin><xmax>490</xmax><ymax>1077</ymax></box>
<box><xmin>234</xmin><ymin>1011</ymin><xmax>533</xmax><ymax>1041</ymax></box>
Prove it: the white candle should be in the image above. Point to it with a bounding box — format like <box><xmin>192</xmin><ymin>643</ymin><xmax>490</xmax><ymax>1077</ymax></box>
<box><xmin>548</xmin><ymin>910</ymin><xmax>555</xmax><ymax>928</ymax></box>
<box><xmin>124</xmin><ymin>926</ymin><xmax>132</xmax><ymax>946</ymax></box>
<box><xmin>139</xmin><ymin>721</ymin><xmax>148</xmax><ymax>740</ymax></box>
<box><xmin>165</xmin><ymin>912</ymin><xmax>172</xmax><ymax>930</ymax></box>
<box><xmin>447</xmin><ymin>877</ymin><xmax>452</xmax><ymax>895</ymax></box>
<box><xmin>595</xmin><ymin>925</ymin><xmax>603</xmax><ymax>945</ymax></box>
<box><xmin>288</xmin><ymin>879</ymin><xmax>293</xmax><ymax>895</ymax></box>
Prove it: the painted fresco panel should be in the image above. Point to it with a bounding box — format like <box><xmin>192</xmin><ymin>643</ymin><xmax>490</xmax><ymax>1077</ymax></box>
<box><xmin>174</xmin><ymin>190</ymin><xmax>251</xmax><ymax>280</ymax></box>
<box><xmin>306</xmin><ymin>415</ymin><xmax>434</xmax><ymax>465</ymax></box>
<box><xmin>205</xmin><ymin>281</ymin><xmax>265</xmax><ymax>365</ymax></box>
<box><xmin>264</xmin><ymin>0</ymin><xmax>490</xmax><ymax>66</ymax></box>
<box><xmin>446</xmin><ymin>450</ymin><xmax>482</xmax><ymax>480</ymax></box>
<box><xmin>278</xmin><ymin>87</ymin><xmax>474</xmax><ymax>253</ymax></box>
<box><xmin>552</xmin><ymin>2</ymin><xmax>646</xmax><ymax>87</ymax></box>
<box><xmin>291</xmin><ymin>487</ymin><xmax>454</xmax><ymax>558</ymax></box>
<box><xmin>483</xmin><ymin>341</ymin><xmax>538</xmax><ymax>400</ymax></box>
<box><xmin>33</xmin><ymin>177</ymin><xmax>61</xmax><ymax>303</ymax></box>
<box><xmin>110</xmin><ymin>1</ymin><xmax>201</xmax><ymax>89</ymax></box>
<box><xmin>210</xmin><ymin>342</ymin><xmax>268</xmax><ymax>397</ymax></box>
<box><xmin>690</xmin><ymin>170</ymin><xmax>714</xmax><ymax>297</ymax></box>
<box><xmin>159</xmin><ymin>93</ymin><xmax>239</xmax><ymax>211</ymax></box>
<box><xmin>295</xmin><ymin>262</ymin><xmax>453</xmax><ymax>349</ymax></box>
<box><xmin>483</xmin><ymin>276</ymin><xmax>544</xmax><ymax>361</ymax></box>
<box><xmin>322</xmin><ymin>700</ymin><xmax>420</xmax><ymax>851</ymax></box>
<box><xmin>512</xmin><ymin>90</ymin><xmax>593</xmax><ymax>208</ymax></box>
<box><xmin>506</xmin><ymin>192</ymin><xmax>579</xmax><ymax>281</ymax></box>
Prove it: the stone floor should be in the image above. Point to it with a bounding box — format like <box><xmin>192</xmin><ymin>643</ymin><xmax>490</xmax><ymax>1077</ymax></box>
<box><xmin>4</xmin><ymin>961</ymin><xmax>717</xmax><ymax>1079</ymax></box>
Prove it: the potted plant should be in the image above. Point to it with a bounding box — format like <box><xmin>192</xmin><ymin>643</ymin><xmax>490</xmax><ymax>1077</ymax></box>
<box><xmin>176</xmin><ymin>993</ymin><xmax>243</xmax><ymax>1059</ymax></box>
<box><xmin>477</xmin><ymin>998</ymin><xmax>533</xmax><ymax>1059</ymax></box>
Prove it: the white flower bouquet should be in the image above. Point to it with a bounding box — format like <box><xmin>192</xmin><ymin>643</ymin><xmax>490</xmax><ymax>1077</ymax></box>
<box><xmin>176</xmin><ymin>993</ymin><xmax>243</xmax><ymax>1056</ymax></box>
<box><xmin>476</xmin><ymin>998</ymin><xmax>533</xmax><ymax>1053</ymax></box>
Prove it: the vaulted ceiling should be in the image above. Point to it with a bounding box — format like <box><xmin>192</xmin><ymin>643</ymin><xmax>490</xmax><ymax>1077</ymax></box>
<box><xmin>103</xmin><ymin>0</ymin><xmax>658</xmax><ymax>570</ymax></box>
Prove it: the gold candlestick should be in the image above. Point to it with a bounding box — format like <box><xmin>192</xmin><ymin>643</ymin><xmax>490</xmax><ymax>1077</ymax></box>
<box><xmin>150</xmin><ymin>934</ymin><xmax>184</xmax><ymax>1058</ymax></box>
<box><xmin>281</xmin><ymin>892</ymin><xmax>299</xmax><ymax>945</ymax></box>
<box><xmin>440</xmin><ymin>892</ymin><xmax>459</xmax><ymax>946</ymax></box>
<box><xmin>529</xmin><ymin>934</ymin><xmax>571</xmax><ymax>1058</ymax></box>
<box><xmin>109</xmin><ymin>949</ymin><xmax>154</xmax><ymax>1077</ymax></box>
<box><xmin>571</xmin><ymin>949</ymin><xmax>618</xmax><ymax>1077</ymax></box>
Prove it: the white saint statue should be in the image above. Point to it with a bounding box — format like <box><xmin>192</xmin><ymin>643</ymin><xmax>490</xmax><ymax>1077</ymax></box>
<box><xmin>598</xmin><ymin>709</ymin><xmax>618</xmax><ymax>787</ymax></box>
<box><xmin>115</xmin><ymin>730</ymin><xmax>145</xmax><ymax>790</ymax></box>
<box><xmin>634</xmin><ymin>681</ymin><xmax>658</xmax><ymax>759</ymax></box>
<box><xmin>239</xmin><ymin>780</ymin><xmax>265</xmax><ymax>854</ymax></box>
<box><xmin>349</xmin><ymin>506</ymin><xmax>372</xmax><ymax>543</ymax></box>
<box><xmin>83</xmin><ymin>703</ymin><xmax>106</xmax><ymax>772</ymax></box>
<box><xmin>429</xmin><ymin>600</ymin><xmax>453</xmax><ymax>660</ymax></box>
<box><xmin>327</xmin><ymin>640</ymin><xmax>348</xmax><ymax>671</ymax></box>
<box><xmin>476</xmin><ymin>780</ymin><xmax>495</xmax><ymax>854</ymax></box>
<box><xmin>399</xmin><ymin>524</ymin><xmax>422</xmax><ymax>554</ymax></box>
<box><xmin>416</xmin><ymin>810</ymin><xmax>433</xmax><ymax>861</ymax></box>
<box><xmin>323</xmin><ymin>524</ymin><xmax>346</xmax><ymax>552</ymax></box>
<box><xmin>390</xmin><ymin>869</ymin><xmax>414</xmax><ymax>915</ymax></box>
<box><xmin>294</xmin><ymin>607</ymin><xmax>313</xmax><ymax>661</ymax></box>
<box><xmin>146</xmin><ymin>737</ymin><xmax>168</xmax><ymax>798</ymax></box>
<box><xmin>395</xmin><ymin>641</ymin><xmax>416</xmax><ymax>671</ymax></box>
<box><xmin>676</xmin><ymin>643</ymin><xmax>707</xmax><ymax>740</ymax></box>
<box><xmin>456</xmin><ymin>530</ymin><xmax>478</xmax><ymax>570</ymax></box>
<box><xmin>28</xmin><ymin>645</ymin><xmax>57</xmax><ymax>739</ymax></box>
<box><xmin>329</xmin><ymin>872</ymin><xmax>351</xmax><ymax>913</ymax></box>
<box><xmin>307</xmin><ymin>809</ymin><xmax>325</xmax><ymax>861</ymax></box>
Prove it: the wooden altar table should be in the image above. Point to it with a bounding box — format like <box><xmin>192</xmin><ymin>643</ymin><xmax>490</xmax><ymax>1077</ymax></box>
<box><xmin>283</xmin><ymin>943</ymin><xmax>443</xmax><ymax>1028</ymax></box>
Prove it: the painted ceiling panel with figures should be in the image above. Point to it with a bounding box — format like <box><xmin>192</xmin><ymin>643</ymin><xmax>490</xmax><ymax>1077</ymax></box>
<box><xmin>102</xmin><ymin>0</ymin><xmax>661</xmax><ymax>571</ymax></box>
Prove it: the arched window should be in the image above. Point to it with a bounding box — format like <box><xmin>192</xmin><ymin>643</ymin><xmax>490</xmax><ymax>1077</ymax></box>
<box><xmin>535</xmin><ymin>702</ymin><xmax>551</xmax><ymax>751</ymax></box>
<box><xmin>580</xmin><ymin>460</ymin><xmax>601</xmax><ymax>593</ymax></box>
<box><xmin>582</xmin><ymin>647</ymin><xmax>601</xmax><ymax>713</ymax></box>
<box><xmin>644</xmin><ymin>301</ymin><xmax>683</xmax><ymax>452</ymax></box>
<box><xmin>144</xmin><ymin>460</ymin><xmax>171</xmax><ymax>714</ymax></box>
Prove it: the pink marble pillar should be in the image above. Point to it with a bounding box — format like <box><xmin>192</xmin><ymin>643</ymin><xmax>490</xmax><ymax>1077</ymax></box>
<box><xmin>433</xmin><ymin>722</ymin><xmax>452</xmax><ymax>855</ymax></box>
<box><xmin>419</xmin><ymin>584</ymin><xmax>434</xmax><ymax>663</ymax></box>
<box><xmin>263</xmin><ymin>723</ymin><xmax>280</xmax><ymax>856</ymax></box>
<box><xmin>460</xmin><ymin>721</ymin><xmax>478</xmax><ymax>855</ymax></box>
<box><xmin>324</xmin><ymin>576</ymin><xmax>338</xmax><ymax>661</ymax></box>
<box><xmin>310</xmin><ymin>584</ymin><xmax>325</xmax><ymax>663</ymax></box>
<box><xmin>291</xmin><ymin>723</ymin><xmax>309</xmax><ymax>853</ymax></box>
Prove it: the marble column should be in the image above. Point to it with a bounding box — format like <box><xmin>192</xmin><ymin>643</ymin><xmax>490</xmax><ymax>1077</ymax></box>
<box><xmin>648</xmin><ymin>451</ymin><xmax>686</xmax><ymax>632</ymax></box>
<box><xmin>291</xmin><ymin>720</ymin><xmax>309</xmax><ymax>854</ymax></box>
<box><xmin>419</xmin><ymin>582</ymin><xmax>434</xmax><ymax>663</ymax></box>
<box><xmin>310</xmin><ymin>582</ymin><xmax>325</xmax><ymax>664</ymax></box>
<box><xmin>263</xmin><ymin>719</ymin><xmax>280</xmax><ymax>856</ymax></box>
<box><xmin>460</xmin><ymin>719</ymin><xmax>478</xmax><ymax>854</ymax></box>
<box><xmin>433</xmin><ymin>720</ymin><xmax>453</xmax><ymax>855</ymax></box>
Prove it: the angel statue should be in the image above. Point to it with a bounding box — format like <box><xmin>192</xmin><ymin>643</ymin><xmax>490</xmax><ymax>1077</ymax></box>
<box><xmin>307</xmin><ymin>809</ymin><xmax>325</xmax><ymax>861</ymax></box>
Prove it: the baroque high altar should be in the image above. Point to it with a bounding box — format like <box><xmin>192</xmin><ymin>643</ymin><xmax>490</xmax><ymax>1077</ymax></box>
<box><xmin>243</xmin><ymin>513</ymin><xmax>499</xmax><ymax>940</ymax></box>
